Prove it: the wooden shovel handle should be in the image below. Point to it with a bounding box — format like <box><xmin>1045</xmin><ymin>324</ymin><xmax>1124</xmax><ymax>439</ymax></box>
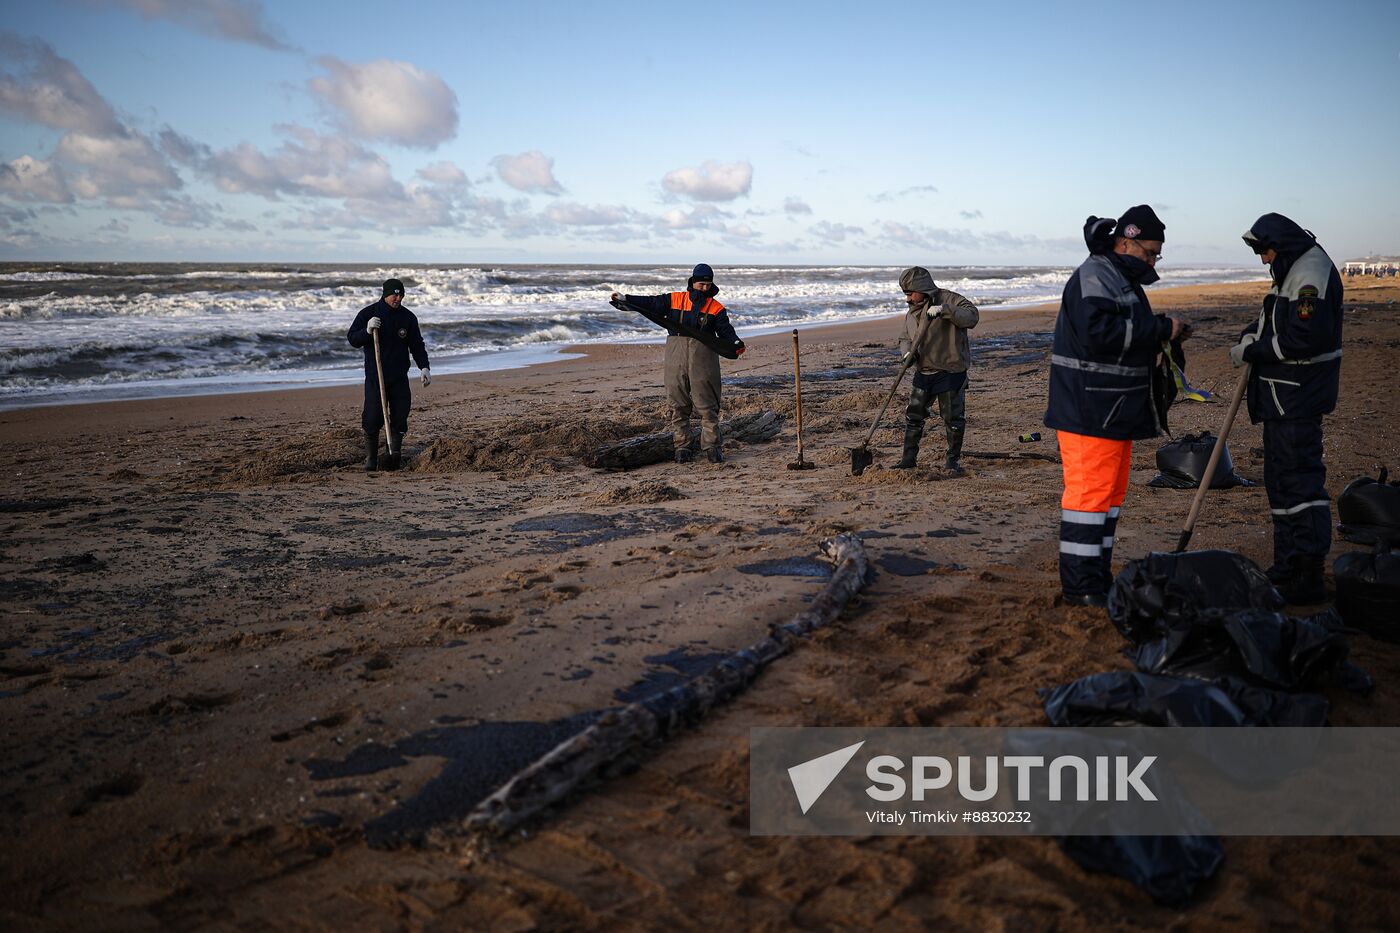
<box><xmin>1175</xmin><ymin>365</ymin><xmax>1250</xmax><ymax>552</ymax></box>
<box><xmin>372</xmin><ymin>328</ymin><xmax>393</xmax><ymax>453</ymax></box>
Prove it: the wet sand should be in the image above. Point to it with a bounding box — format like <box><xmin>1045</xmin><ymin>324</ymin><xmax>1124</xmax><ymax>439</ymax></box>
<box><xmin>3</xmin><ymin>278</ymin><xmax>1400</xmax><ymax>929</ymax></box>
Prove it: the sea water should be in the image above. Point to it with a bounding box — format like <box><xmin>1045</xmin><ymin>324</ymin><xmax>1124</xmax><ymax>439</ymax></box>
<box><xmin>0</xmin><ymin>262</ymin><xmax>1265</xmax><ymax>409</ymax></box>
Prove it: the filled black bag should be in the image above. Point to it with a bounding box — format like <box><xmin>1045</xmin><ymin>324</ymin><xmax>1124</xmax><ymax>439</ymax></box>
<box><xmin>1059</xmin><ymin>833</ymin><xmax>1224</xmax><ymax>907</ymax></box>
<box><xmin>1147</xmin><ymin>432</ymin><xmax>1253</xmax><ymax>490</ymax></box>
<box><xmin>1129</xmin><ymin>607</ymin><xmax>1350</xmax><ymax>691</ymax></box>
<box><xmin>1040</xmin><ymin>671</ymin><xmax>1329</xmax><ymax>728</ymax></box>
<box><xmin>1337</xmin><ymin>467</ymin><xmax>1400</xmax><ymax>545</ymax></box>
<box><xmin>1333</xmin><ymin>547</ymin><xmax>1400</xmax><ymax>641</ymax></box>
<box><xmin>1108</xmin><ymin>550</ymin><xmax>1284</xmax><ymax>644</ymax></box>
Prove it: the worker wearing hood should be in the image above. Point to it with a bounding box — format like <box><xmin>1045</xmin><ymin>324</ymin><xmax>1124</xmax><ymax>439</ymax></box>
<box><xmin>1045</xmin><ymin>205</ymin><xmax>1190</xmax><ymax>607</ymax></box>
<box><xmin>1233</xmin><ymin>213</ymin><xmax>1344</xmax><ymax>604</ymax></box>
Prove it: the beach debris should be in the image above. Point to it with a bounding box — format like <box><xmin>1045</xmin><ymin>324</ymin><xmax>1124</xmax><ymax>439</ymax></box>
<box><xmin>1336</xmin><ymin>467</ymin><xmax>1400</xmax><ymax>546</ymax></box>
<box><xmin>1059</xmin><ymin>827</ymin><xmax>1224</xmax><ymax>907</ymax></box>
<box><xmin>1333</xmin><ymin>546</ymin><xmax>1400</xmax><ymax>641</ymax></box>
<box><xmin>460</xmin><ymin>533</ymin><xmax>868</xmax><ymax>838</ymax></box>
<box><xmin>1147</xmin><ymin>432</ymin><xmax>1252</xmax><ymax>490</ymax></box>
<box><xmin>1107</xmin><ymin>549</ymin><xmax>1283</xmax><ymax>645</ymax></box>
<box><xmin>582</xmin><ymin>410</ymin><xmax>782</xmax><ymax>471</ymax></box>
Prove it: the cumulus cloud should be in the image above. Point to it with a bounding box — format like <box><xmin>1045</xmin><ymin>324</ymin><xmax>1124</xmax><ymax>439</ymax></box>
<box><xmin>491</xmin><ymin>150</ymin><xmax>563</xmax><ymax>194</ymax></box>
<box><xmin>308</xmin><ymin>56</ymin><xmax>458</xmax><ymax>148</ymax></box>
<box><xmin>86</xmin><ymin>0</ymin><xmax>291</xmax><ymax>50</ymax></box>
<box><xmin>181</xmin><ymin>124</ymin><xmax>402</xmax><ymax>201</ymax></box>
<box><xmin>783</xmin><ymin>197</ymin><xmax>812</xmax><ymax>215</ymax></box>
<box><xmin>56</xmin><ymin>133</ymin><xmax>182</xmax><ymax>203</ymax></box>
<box><xmin>874</xmin><ymin>220</ymin><xmax>1078</xmax><ymax>254</ymax></box>
<box><xmin>543</xmin><ymin>202</ymin><xmax>634</xmax><ymax>226</ymax></box>
<box><xmin>660</xmin><ymin>204</ymin><xmax>731</xmax><ymax>231</ymax></box>
<box><xmin>416</xmin><ymin>160</ymin><xmax>468</xmax><ymax>187</ymax></box>
<box><xmin>809</xmin><ymin>220</ymin><xmax>865</xmax><ymax>243</ymax></box>
<box><xmin>0</xmin><ymin>34</ymin><xmax>124</xmax><ymax>136</ymax></box>
<box><xmin>661</xmin><ymin>160</ymin><xmax>753</xmax><ymax>202</ymax></box>
<box><xmin>870</xmin><ymin>184</ymin><xmax>939</xmax><ymax>204</ymax></box>
<box><xmin>0</xmin><ymin>156</ymin><xmax>72</xmax><ymax>203</ymax></box>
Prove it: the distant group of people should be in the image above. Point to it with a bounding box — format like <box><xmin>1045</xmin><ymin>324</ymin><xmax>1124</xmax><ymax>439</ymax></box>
<box><xmin>348</xmin><ymin>207</ymin><xmax>1344</xmax><ymax>608</ymax></box>
<box><xmin>1345</xmin><ymin>264</ymin><xmax>1396</xmax><ymax>278</ymax></box>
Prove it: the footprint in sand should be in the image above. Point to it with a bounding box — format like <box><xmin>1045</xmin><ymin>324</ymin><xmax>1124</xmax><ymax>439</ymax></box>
<box><xmin>70</xmin><ymin>773</ymin><xmax>144</xmax><ymax>816</ymax></box>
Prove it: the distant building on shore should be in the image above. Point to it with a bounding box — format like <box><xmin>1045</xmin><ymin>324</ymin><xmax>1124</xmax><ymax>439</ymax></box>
<box><xmin>1343</xmin><ymin>256</ymin><xmax>1400</xmax><ymax>275</ymax></box>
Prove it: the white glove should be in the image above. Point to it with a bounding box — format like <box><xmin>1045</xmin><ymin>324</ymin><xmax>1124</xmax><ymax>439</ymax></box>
<box><xmin>1230</xmin><ymin>334</ymin><xmax>1256</xmax><ymax>368</ymax></box>
<box><xmin>420</xmin><ymin>368</ymin><xmax>431</xmax><ymax>387</ymax></box>
<box><xmin>900</xmin><ymin>351</ymin><xmax>917</xmax><ymax>368</ymax></box>
<box><xmin>367</xmin><ymin>316</ymin><xmax>382</xmax><ymax>332</ymax></box>
<box><xmin>610</xmin><ymin>292</ymin><xmax>622</xmax><ymax>302</ymax></box>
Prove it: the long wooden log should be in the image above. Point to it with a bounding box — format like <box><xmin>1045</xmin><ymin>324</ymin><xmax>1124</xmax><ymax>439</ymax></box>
<box><xmin>582</xmin><ymin>410</ymin><xmax>783</xmax><ymax>470</ymax></box>
<box><xmin>461</xmin><ymin>533</ymin><xmax>868</xmax><ymax>837</ymax></box>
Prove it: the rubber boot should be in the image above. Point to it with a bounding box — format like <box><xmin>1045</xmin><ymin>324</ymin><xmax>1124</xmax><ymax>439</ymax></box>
<box><xmin>1264</xmin><ymin>561</ymin><xmax>1290</xmax><ymax>585</ymax></box>
<box><xmin>364</xmin><ymin>431</ymin><xmax>379</xmax><ymax>472</ymax></box>
<box><xmin>943</xmin><ymin>423</ymin><xmax>965</xmax><ymax>473</ymax></box>
<box><xmin>1278</xmin><ymin>555</ymin><xmax>1326</xmax><ymax>604</ymax></box>
<box><xmin>675</xmin><ymin>447</ymin><xmax>694</xmax><ymax>464</ymax></box>
<box><xmin>383</xmin><ymin>432</ymin><xmax>403</xmax><ymax>471</ymax></box>
<box><xmin>893</xmin><ymin>421</ymin><xmax>923</xmax><ymax>469</ymax></box>
<box><xmin>706</xmin><ymin>446</ymin><xmax>723</xmax><ymax>464</ymax></box>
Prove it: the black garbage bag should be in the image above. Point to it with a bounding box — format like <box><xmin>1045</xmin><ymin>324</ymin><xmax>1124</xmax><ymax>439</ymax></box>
<box><xmin>1040</xmin><ymin>671</ymin><xmax>1329</xmax><ymax>728</ymax></box>
<box><xmin>1337</xmin><ymin>467</ymin><xmax>1400</xmax><ymax>545</ymax></box>
<box><xmin>1129</xmin><ymin>607</ymin><xmax>1350</xmax><ymax>691</ymax></box>
<box><xmin>1147</xmin><ymin>432</ymin><xmax>1253</xmax><ymax>489</ymax></box>
<box><xmin>1108</xmin><ymin>550</ymin><xmax>1284</xmax><ymax>644</ymax></box>
<box><xmin>1334</xmin><ymin>546</ymin><xmax>1400</xmax><ymax>642</ymax></box>
<box><xmin>1059</xmin><ymin>833</ymin><xmax>1224</xmax><ymax>907</ymax></box>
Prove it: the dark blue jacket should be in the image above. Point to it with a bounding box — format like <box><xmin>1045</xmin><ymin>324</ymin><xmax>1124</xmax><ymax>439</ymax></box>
<box><xmin>1239</xmin><ymin>215</ymin><xmax>1343</xmax><ymax>422</ymax></box>
<box><xmin>347</xmin><ymin>299</ymin><xmax>429</xmax><ymax>385</ymax></box>
<box><xmin>1045</xmin><ymin>245</ymin><xmax>1173</xmax><ymax>440</ymax></box>
<box><xmin>624</xmin><ymin>286</ymin><xmax>742</xmax><ymax>349</ymax></box>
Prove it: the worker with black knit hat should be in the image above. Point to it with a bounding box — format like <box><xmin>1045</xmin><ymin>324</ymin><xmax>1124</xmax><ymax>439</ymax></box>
<box><xmin>1234</xmin><ymin>213</ymin><xmax>1343</xmax><ymax>604</ymax></box>
<box><xmin>611</xmin><ymin>264</ymin><xmax>746</xmax><ymax>463</ymax></box>
<box><xmin>347</xmin><ymin>277</ymin><xmax>431</xmax><ymax>472</ymax></box>
<box><xmin>1044</xmin><ymin>205</ymin><xmax>1191</xmax><ymax>607</ymax></box>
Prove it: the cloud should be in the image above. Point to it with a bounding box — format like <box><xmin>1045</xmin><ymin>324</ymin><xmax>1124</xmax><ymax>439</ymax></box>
<box><xmin>543</xmin><ymin>202</ymin><xmax>634</xmax><ymax>226</ymax></box>
<box><xmin>959</xmin><ymin>209</ymin><xmax>983</xmax><ymax>220</ymax></box>
<box><xmin>416</xmin><ymin>160</ymin><xmax>468</xmax><ymax>187</ymax></box>
<box><xmin>0</xmin><ymin>34</ymin><xmax>125</xmax><ymax>136</ymax></box>
<box><xmin>490</xmin><ymin>150</ymin><xmax>563</xmax><ymax>194</ymax></box>
<box><xmin>0</xmin><ymin>156</ymin><xmax>72</xmax><ymax>203</ymax></box>
<box><xmin>874</xmin><ymin>220</ymin><xmax>1078</xmax><ymax>254</ymax></box>
<box><xmin>180</xmin><ymin>124</ymin><xmax>402</xmax><ymax>200</ymax></box>
<box><xmin>783</xmin><ymin>197</ymin><xmax>812</xmax><ymax>215</ymax></box>
<box><xmin>308</xmin><ymin>57</ymin><xmax>458</xmax><ymax>148</ymax></box>
<box><xmin>56</xmin><ymin>132</ymin><xmax>183</xmax><ymax>204</ymax></box>
<box><xmin>661</xmin><ymin>160</ymin><xmax>753</xmax><ymax>202</ymax></box>
<box><xmin>660</xmin><ymin>204</ymin><xmax>731</xmax><ymax>231</ymax></box>
<box><xmin>87</xmin><ymin>0</ymin><xmax>291</xmax><ymax>50</ymax></box>
<box><xmin>870</xmin><ymin>184</ymin><xmax>939</xmax><ymax>204</ymax></box>
<box><xmin>809</xmin><ymin>220</ymin><xmax>865</xmax><ymax>243</ymax></box>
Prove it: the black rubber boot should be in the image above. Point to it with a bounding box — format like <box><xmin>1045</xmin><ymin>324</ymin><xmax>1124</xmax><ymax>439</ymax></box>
<box><xmin>383</xmin><ymin>432</ymin><xmax>403</xmax><ymax>471</ymax></box>
<box><xmin>944</xmin><ymin>423</ymin><xmax>966</xmax><ymax>473</ymax></box>
<box><xmin>675</xmin><ymin>447</ymin><xmax>694</xmax><ymax>464</ymax></box>
<box><xmin>893</xmin><ymin>422</ymin><xmax>923</xmax><ymax>470</ymax></box>
<box><xmin>1278</xmin><ymin>555</ymin><xmax>1326</xmax><ymax>604</ymax></box>
<box><xmin>706</xmin><ymin>447</ymin><xmax>723</xmax><ymax>464</ymax></box>
<box><xmin>1264</xmin><ymin>561</ymin><xmax>1290</xmax><ymax>585</ymax></box>
<box><xmin>364</xmin><ymin>431</ymin><xmax>379</xmax><ymax>472</ymax></box>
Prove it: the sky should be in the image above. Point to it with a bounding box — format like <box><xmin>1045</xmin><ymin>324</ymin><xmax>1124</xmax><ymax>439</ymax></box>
<box><xmin>0</xmin><ymin>0</ymin><xmax>1397</xmax><ymax>265</ymax></box>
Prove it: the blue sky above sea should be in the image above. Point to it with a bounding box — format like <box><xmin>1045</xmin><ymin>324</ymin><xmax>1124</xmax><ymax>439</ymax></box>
<box><xmin>1</xmin><ymin>0</ymin><xmax>1397</xmax><ymax>265</ymax></box>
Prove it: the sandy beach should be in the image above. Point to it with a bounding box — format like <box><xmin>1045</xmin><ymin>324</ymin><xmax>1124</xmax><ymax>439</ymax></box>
<box><xmin>3</xmin><ymin>278</ymin><xmax>1400</xmax><ymax>929</ymax></box>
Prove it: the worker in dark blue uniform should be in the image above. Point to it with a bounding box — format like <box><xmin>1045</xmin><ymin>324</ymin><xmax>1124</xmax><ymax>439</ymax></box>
<box><xmin>1045</xmin><ymin>206</ymin><xmax>1190</xmax><ymax>606</ymax></box>
<box><xmin>347</xmin><ymin>278</ymin><xmax>430</xmax><ymax>471</ymax></box>
<box><xmin>1233</xmin><ymin>214</ymin><xmax>1343</xmax><ymax>604</ymax></box>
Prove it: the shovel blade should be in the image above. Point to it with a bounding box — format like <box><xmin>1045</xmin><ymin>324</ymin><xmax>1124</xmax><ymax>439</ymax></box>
<box><xmin>787</xmin><ymin>459</ymin><xmax>816</xmax><ymax>471</ymax></box>
<box><xmin>849</xmin><ymin>445</ymin><xmax>873</xmax><ymax>476</ymax></box>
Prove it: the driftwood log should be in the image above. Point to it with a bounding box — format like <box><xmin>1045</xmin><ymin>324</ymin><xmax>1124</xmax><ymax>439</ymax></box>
<box><xmin>583</xmin><ymin>410</ymin><xmax>783</xmax><ymax>470</ymax></box>
<box><xmin>462</xmin><ymin>533</ymin><xmax>869</xmax><ymax>837</ymax></box>
<box><xmin>964</xmin><ymin>449</ymin><xmax>1060</xmax><ymax>464</ymax></box>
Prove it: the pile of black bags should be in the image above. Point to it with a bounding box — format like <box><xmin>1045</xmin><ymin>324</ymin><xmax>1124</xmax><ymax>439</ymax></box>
<box><xmin>1333</xmin><ymin>468</ymin><xmax>1400</xmax><ymax>640</ymax></box>
<box><xmin>1040</xmin><ymin>549</ymin><xmax>1373</xmax><ymax>905</ymax></box>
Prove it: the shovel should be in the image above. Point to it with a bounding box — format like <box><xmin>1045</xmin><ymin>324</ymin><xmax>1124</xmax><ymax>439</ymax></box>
<box><xmin>787</xmin><ymin>329</ymin><xmax>816</xmax><ymax>470</ymax></box>
<box><xmin>1174</xmin><ymin>365</ymin><xmax>1250</xmax><ymax>551</ymax></box>
<box><xmin>850</xmin><ymin>311</ymin><xmax>934</xmax><ymax>476</ymax></box>
<box><xmin>371</xmin><ymin>328</ymin><xmax>400</xmax><ymax>471</ymax></box>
